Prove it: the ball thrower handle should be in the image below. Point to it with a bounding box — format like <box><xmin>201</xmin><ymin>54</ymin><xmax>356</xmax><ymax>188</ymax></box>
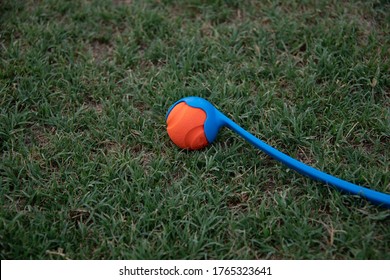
<box><xmin>219</xmin><ymin>112</ymin><xmax>390</xmax><ymax>207</ymax></box>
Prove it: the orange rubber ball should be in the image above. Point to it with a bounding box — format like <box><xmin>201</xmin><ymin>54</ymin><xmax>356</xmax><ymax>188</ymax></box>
<box><xmin>166</xmin><ymin>102</ymin><xmax>209</xmax><ymax>150</ymax></box>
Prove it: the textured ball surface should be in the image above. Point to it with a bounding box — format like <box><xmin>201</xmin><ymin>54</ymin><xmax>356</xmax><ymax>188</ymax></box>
<box><xmin>166</xmin><ymin>102</ymin><xmax>209</xmax><ymax>150</ymax></box>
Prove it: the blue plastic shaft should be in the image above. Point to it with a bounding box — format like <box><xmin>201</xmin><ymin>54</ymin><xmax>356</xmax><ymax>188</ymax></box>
<box><xmin>220</xmin><ymin>114</ymin><xmax>390</xmax><ymax>207</ymax></box>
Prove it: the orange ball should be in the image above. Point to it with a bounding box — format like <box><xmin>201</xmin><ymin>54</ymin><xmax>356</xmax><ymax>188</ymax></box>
<box><xmin>166</xmin><ymin>102</ymin><xmax>209</xmax><ymax>150</ymax></box>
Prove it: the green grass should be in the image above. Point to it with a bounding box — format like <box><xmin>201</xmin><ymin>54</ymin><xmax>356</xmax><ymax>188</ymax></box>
<box><xmin>1</xmin><ymin>0</ymin><xmax>389</xmax><ymax>259</ymax></box>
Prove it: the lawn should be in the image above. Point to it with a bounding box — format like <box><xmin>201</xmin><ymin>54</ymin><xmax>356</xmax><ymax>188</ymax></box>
<box><xmin>0</xmin><ymin>0</ymin><xmax>389</xmax><ymax>259</ymax></box>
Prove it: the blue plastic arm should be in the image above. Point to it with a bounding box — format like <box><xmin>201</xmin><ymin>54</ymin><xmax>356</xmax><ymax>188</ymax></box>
<box><xmin>221</xmin><ymin>114</ymin><xmax>390</xmax><ymax>207</ymax></box>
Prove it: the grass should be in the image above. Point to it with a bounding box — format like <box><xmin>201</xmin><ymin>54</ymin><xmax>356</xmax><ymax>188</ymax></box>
<box><xmin>0</xmin><ymin>0</ymin><xmax>389</xmax><ymax>259</ymax></box>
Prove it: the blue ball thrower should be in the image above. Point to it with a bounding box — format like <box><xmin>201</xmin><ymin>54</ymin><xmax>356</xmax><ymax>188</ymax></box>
<box><xmin>166</xmin><ymin>96</ymin><xmax>390</xmax><ymax>208</ymax></box>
